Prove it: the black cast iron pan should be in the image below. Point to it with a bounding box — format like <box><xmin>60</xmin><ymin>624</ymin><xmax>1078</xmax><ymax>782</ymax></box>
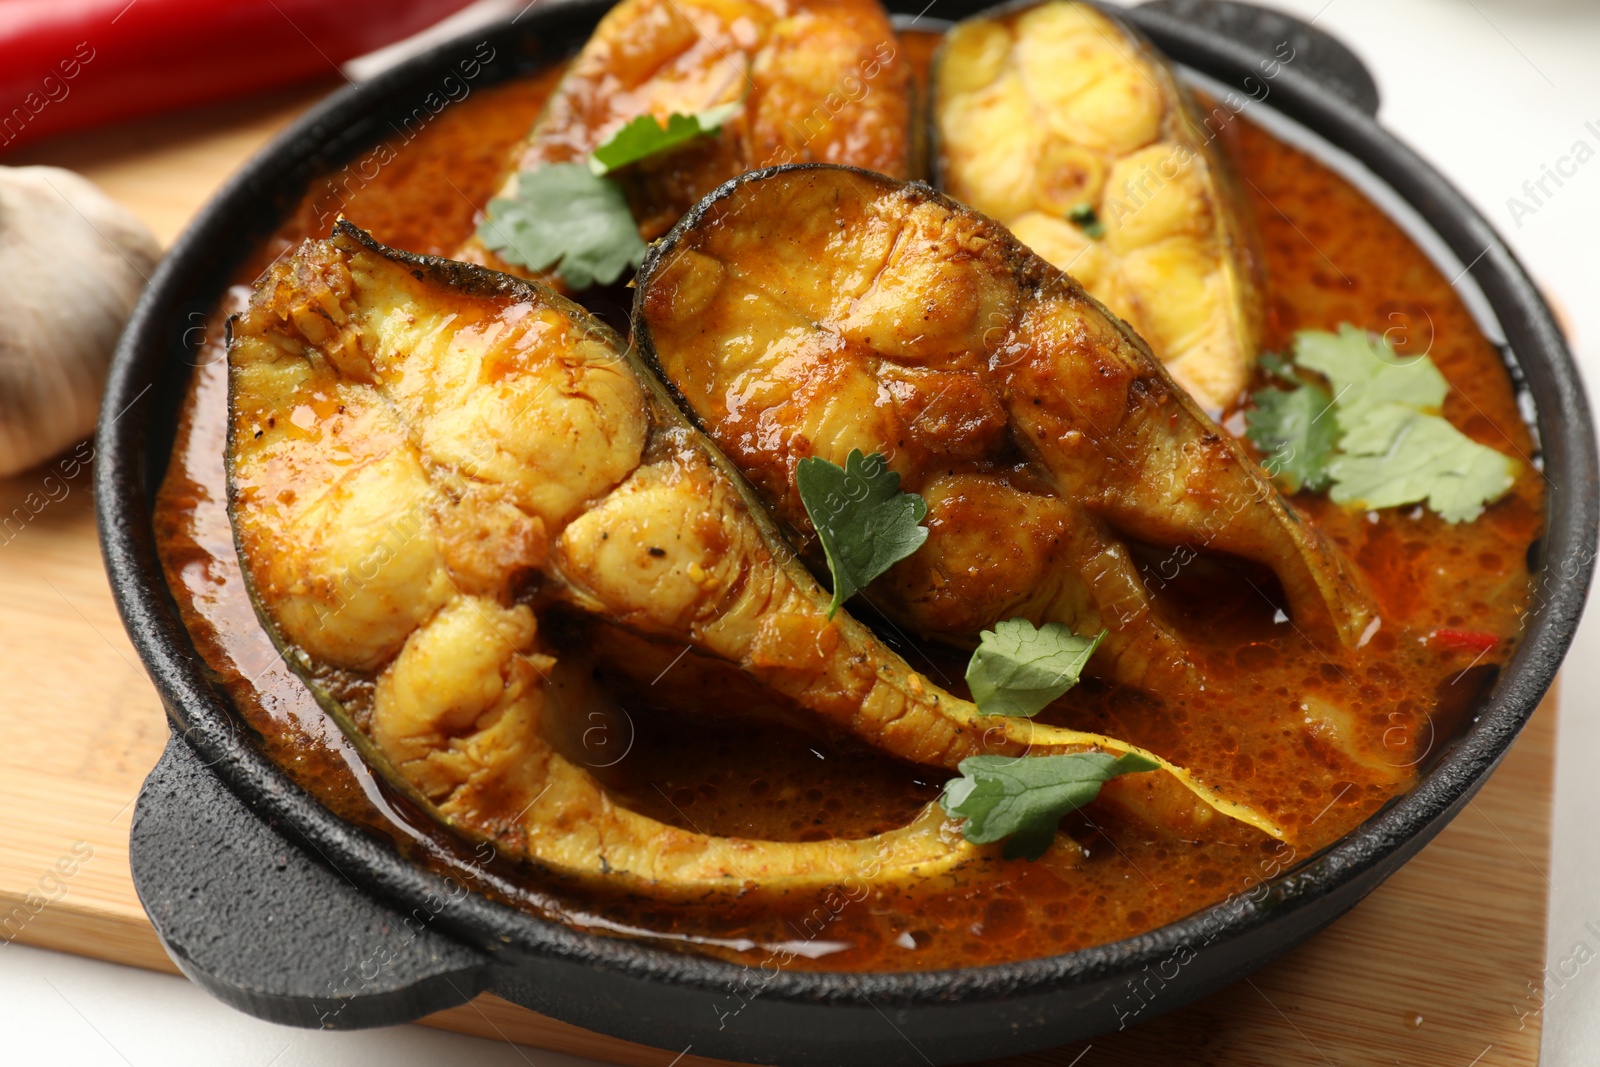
<box><xmin>95</xmin><ymin>1</ymin><xmax>1597</xmax><ymax>1063</ymax></box>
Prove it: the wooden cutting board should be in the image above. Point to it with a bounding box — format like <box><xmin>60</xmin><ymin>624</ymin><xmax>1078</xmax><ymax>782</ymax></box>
<box><xmin>0</xmin><ymin>86</ymin><xmax>1553</xmax><ymax>1067</ymax></box>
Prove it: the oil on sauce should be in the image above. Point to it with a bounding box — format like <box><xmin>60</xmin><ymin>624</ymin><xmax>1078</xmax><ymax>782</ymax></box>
<box><xmin>152</xmin><ymin>37</ymin><xmax>1542</xmax><ymax>973</ymax></box>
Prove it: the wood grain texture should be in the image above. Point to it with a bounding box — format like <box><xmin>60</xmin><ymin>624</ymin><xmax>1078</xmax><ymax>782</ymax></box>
<box><xmin>0</xmin><ymin>88</ymin><xmax>1551</xmax><ymax>1066</ymax></box>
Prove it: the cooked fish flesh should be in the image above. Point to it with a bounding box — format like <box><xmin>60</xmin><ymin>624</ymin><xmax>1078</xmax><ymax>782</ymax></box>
<box><xmin>632</xmin><ymin>165</ymin><xmax>1375</xmax><ymax>695</ymax></box>
<box><xmin>933</xmin><ymin>0</ymin><xmax>1263</xmax><ymax>411</ymax></box>
<box><xmin>459</xmin><ymin>0</ymin><xmax>911</xmax><ymax>282</ymax></box>
<box><xmin>227</xmin><ymin>223</ymin><xmax>1282</xmax><ymax>893</ymax></box>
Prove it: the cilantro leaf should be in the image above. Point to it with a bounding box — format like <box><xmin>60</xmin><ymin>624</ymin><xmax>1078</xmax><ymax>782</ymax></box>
<box><xmin>477</xmin><ymin>163</ymin><xmax>646</xmax><ymax>289</ymax></box>
<box><xmin>1256</xmin><ymin>352</ymin><xmax>1298</xmax><ymax>383</ymax></box>
<box><xmin>1244</xmin><ymin>381</ymin><xmax>1338</xmax><ymax>493</ymax></box>
<box><xmin>940</xmin><ymin>751</ymin><xmax>1159</xmax><ymax>860</ymax></box>
<box><xmin>588</xmin><ymin>103</ymin><xmax>742</xmax><ymax>176</ymax></box>
<box><xmin>795</xmin><ymin>449</ymin><xmax>928</xmax><ymax>618</ymax></box>
<box><xmin>1066</xmin><ymin>202</ymin><xmax>1105</xmax><ymax>239</ymax></box>
<box><xmin>1327</xmin><ymin>403</ymin><xmax>1520</xmax><ymax>522</ymax></box>
<box><xmin>1293</xmin><ymin>324</ymin><xmax>1448</xmax><ymax>427</ymax></box>
<box><xmin>1257</xmin><ymin>325</ymin><xmax>1518</xmax><ymax>522</ymax></box>
<box><xmin>965</xmin><ymin>619</ymin><xmax>1104</xmax><ymax>717</ymax></box>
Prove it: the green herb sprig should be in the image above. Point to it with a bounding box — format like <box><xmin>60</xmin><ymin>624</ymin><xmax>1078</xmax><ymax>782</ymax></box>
<box><xmin>965</xmin><ymin>619</ymin><xmax>1104</xmax><ymax>717</ymax></box>
<box><xmin>588</xmin><ymin>103</ymin><xmax>740</xmax><ymax>176</ymax></box>
<box><xmin>1244</xmin><ymin>325</ymin><xmax>1517</xmax><ymax>522</ymax></box>
<box><xmin>1244</xmin><ymin>380</ymin><xmax>1337</xmax><ymax>493</ymax></box>
<box><xmin>940</xmin><ymin>751</ymin><xmax>1158</xmax><ymax>860</ymax></box>
<box><xmin>478</xmin><ymin>164</ymin><xmax>647</xmax><ymax>289</ymax></box>
<box><xmin>1066</xmin><ymin>202</ymin><xmax>1105</xmax><ymax>239</ymax></box>
<box><xmin>795</xmin><ymin>449</ymin><xmax>928</xmax><ymax>618</ymax></box>
<box><xmin>476</xmin><ymin>104</ymin><xmax>739</xmax><ymax>288</ymax></box>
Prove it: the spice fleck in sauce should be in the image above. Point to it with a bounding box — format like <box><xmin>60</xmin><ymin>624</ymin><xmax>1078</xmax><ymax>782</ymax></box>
<box><xmin>152</xmin><ymin>37</ymin><xmax>1542</xmax><ymax>972</ymax></box>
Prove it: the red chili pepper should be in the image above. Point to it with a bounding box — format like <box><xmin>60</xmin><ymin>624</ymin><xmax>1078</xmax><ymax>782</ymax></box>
<box><xmin>1430</xmin><ymin>628</ymin><xmax>1499</xmax><ymax>655</ymax></box>
<box><xmin>0</xmin><ymin>0</ymin><xmax>475</xmax><ymax>154</ymax></box>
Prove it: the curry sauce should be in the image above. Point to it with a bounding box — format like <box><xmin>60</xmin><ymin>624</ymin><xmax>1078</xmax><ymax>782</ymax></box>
<box><xmin>151</xmin><ymin>36</ymin><xmax>1543</xmax><ymax>972</ymax></box>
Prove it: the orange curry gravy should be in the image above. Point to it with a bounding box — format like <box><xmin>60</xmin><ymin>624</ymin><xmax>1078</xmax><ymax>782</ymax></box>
<box><xmin>152</xmin><ymin>41</ymin><xmax>1543</xmax><ymax>972</ymax></box>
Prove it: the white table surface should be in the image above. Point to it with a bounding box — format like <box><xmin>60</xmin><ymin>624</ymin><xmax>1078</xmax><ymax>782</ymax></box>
<box><xmin>5</xmin><ymin>0</ymin><xmax>1600</xmax><ymax>1063</ymax></box>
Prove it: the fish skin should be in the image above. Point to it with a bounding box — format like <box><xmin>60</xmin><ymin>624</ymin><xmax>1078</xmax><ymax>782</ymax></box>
<box><xmin>931</xmin><ymin>0</ymin><xmax>1266</xmax><ymax>413</ymax></box>
<box><xmin>632</xmin><ymin>164</ymin><xmax>1375</xmax><ymax>700</ymax></box>
<box><xmin>226</xmin><ymin>221</ymin><xmax>1283</xmax><ymax>898</ymax></box>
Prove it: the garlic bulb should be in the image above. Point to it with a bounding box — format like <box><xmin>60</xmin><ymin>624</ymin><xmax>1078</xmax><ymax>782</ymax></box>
<box><xmin>0</xmin><ymin>166</ymin><xmax>161</xmax><ymax>477</ymax></box>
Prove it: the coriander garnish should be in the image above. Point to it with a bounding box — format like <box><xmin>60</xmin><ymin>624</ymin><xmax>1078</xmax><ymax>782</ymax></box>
<box><xmin>1066</xmin><ymin>202</ymin><xmax>1105</xmax><ymax>239</ymax></box>
<box><xmin>965</xmin><ymin>618</ymin><xmax>1104</xmax><ymax>717</ymax></box>
<box><xmin>1243</xmin><ymin>325</ymin><xmax>1517</xmax><ymax>521</ymax></box>
<box><xmin>940</xmin><ymin>751</ymin><xmax>1158</xmax><ymax>860</ymax></box>
<box><xmin>795</xmin><ymin>449</ymin><xmax>928</xmax><ymax>618</ymax></box>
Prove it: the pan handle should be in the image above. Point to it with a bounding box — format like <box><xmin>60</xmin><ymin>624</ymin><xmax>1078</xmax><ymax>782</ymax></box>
<box><xmin>1132</xmin><ymin>0</ymin><xmax>1381</xmax><ymax>117</ymax></box>
<box><xmin>130</xmin><ymin>731</ymin><xmax>493</xmax><ymax>1029</ymax></box>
